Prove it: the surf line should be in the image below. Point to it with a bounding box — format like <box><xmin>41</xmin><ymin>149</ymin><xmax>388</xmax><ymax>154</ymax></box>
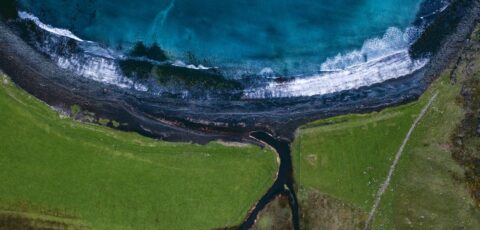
<box><xmin>364</xmin><ymin>92</ymin><xmax>439</xmax><ymax>229</ymax></box>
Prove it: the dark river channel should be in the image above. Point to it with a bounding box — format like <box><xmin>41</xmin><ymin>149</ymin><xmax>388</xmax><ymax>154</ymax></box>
<box><xmin>239</xmin><ymin>132</ymin><xmax>299</xmax><ymax>230</ymax></box>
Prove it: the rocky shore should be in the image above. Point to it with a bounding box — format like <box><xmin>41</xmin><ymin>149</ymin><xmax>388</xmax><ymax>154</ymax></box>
<box><xmin>450</xmin><ymin>25</ymin><xmax>480</xmax><ymax>206</ymax></box>
<box><xmin>0</xmin><ymin>0</ymin><xmax>478</xmax><ymax>143</ymax></box>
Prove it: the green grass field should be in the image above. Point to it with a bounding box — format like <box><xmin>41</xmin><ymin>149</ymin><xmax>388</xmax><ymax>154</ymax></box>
<box><xmin>293</xmin><ymin>71</ymin><xmax>480</xmax><ymax>228</ymax></box>
<box><xmin>292</xmin><ymin>90</ymin><xmax>427</xmax><ymax>211</ymax></box>
<box><xmin>371</xmin><ymin>74</ymin><xmax>480</xmax><ymax>229</ymax></box>
<box><xmin>0</xmin><ymin>73</ymin><xmax>278</xmax><ymax>230</ymax></box>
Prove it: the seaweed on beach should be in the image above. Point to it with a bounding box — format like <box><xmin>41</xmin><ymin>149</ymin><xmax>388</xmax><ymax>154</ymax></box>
<box><xmin>119</xmin><ymin>59</ymin><xmax>244</xmax><ymax>96</ymax></box>
<box><xmin>129</xmin><ymin>42</ymin><xmax>168</xmax><ymax>62</ymax></box>
<box><xmin>153</xmin><ymin>65</ymin><xmax>243</xmax><ymax>91</ymax></box>
<box><xmin>118</xmin><ymin>59</ymin><xmax>154</xmax><ymax>79</ymax></box>
<box><xmin>0</xmin><ymin>0</ymin><xmax>17</xmax><ymax>19</ymax></box>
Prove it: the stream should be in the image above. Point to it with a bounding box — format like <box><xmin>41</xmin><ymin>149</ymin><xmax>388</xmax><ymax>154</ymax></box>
<box><xmin>239</xmin><ymin>132</ymin><xmax>300</xmax><ymax>230</ymax></box>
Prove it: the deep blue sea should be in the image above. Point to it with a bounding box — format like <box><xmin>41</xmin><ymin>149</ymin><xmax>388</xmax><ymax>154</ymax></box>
<box><xmin>16</xmin><ymin>0</ymin><xmax>448</xmax><ymax>98</ymax></box>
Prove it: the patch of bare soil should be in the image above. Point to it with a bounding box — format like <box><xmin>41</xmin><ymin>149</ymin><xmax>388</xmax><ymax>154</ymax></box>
<box><xmin>300</xmin><ymin>191</ymin><xmax>367</xmax><ymax>230</ymax></box>
<box><xmin>251</xmin><ymin>195</ymin><xmax>293</xmax><ymax>230</ymax></box>
<box><xmin>216</xmin><ymin>140</ymin><xmax>251</xmax><ymax>148</ymax></box>
<box><xmin>0</xmin><ymin>211</ymin><xmax>89</xmax><ymax>230</ymax></box>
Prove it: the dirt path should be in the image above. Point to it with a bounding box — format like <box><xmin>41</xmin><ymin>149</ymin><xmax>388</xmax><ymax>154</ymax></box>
<box><xmin>364</xmin><ymin>92</ymin><xmax>439</xmax><ymax>229</ymax></box>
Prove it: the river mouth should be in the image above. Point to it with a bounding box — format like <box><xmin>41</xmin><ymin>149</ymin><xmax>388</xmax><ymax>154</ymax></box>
<box><xmin>239</xmin><ymin>132</ymin><xmax>299</xmax><ymax>230</ymax></box>
<box><xmin>0</xmin><ymin>0</ymin><xmax>456</xmax><ymax>141</ymax></box>
<box><xmin>0</xmin><ymin>0</ymin><xmax>477</xmax><ymax>146</ymax></box>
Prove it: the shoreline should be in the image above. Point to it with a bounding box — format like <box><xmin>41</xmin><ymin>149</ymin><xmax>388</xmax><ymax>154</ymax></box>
<box><xmin>0</xmin><ymin>1</ymin><xmax>477</xmax><ymax>142</ymax></box>
<box><xmin>1</xmin><ymin>0</ymin><xmax>479</xmax><ymax>229</ymax></box>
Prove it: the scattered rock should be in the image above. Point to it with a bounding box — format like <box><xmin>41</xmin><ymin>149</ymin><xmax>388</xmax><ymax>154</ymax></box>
<box><xmin>251</xmin><ymin>195</ymin><xmax>292</xmax><ymax>230</ymax></box>
<box><xmin>300</xmin><ymin>190</ymin><xmax>367</xmax><ymax>230</ymax></box>
<box><xmin>450</xmin><ymin>23</ymin><xmax>480</xmax><ymax>207</ymax></box>
<box><xmin>455</xmin><ymin>138</ymin><xmax>463</xmax><ymax>146</ymax></box>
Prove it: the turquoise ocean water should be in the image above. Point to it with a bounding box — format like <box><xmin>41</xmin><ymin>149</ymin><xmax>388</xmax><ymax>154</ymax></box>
<box><xmin>17</xmin><ymin>0</ymin><xmax>424</xmax><ymax>77</ymax></box>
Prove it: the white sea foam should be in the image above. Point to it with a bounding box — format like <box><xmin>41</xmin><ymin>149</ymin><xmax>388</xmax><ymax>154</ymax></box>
<box><xmin>18</xmin><ymin>11</ymin><xmax>84</xmax><ymax>42</ymax></box>
<box><xmin>52</xmin><ymin>52</ymin><xmax>148</xmax><ymax>91</ymax></box>
<box><xmin>245</xmin><ymin>51</ymin><xmax>428</xmax><ymax>98</ymax></box>
<box><xmin>19</xmin><ymin>11</ymin><xmax>148</xmax><ymax>92</ymax></box>
<box><xmin>320</xmin><ymin>27</ymin><xmax>420</xmax><ymax>71</ymax></box>
<box><xmin>259</xmin><ymin>67</ymin><xmax>274</xmax><ymax>75</ymax></box>
<box><xmin>80</xmin><ymin>42</ymin><xmax>120</xmax><ymax>60</ymax></box>
<box><xmin>419</xmin><ymin>0</ymin><xmax>450</xmax><ymax>20</ymax></box>
<box><xmin>19</xmin><ymin>10</ymin><xmax>431</xmax><ymax>99</ymax></box>
<box><xmin>172</xmin><ymin>60</ymin><xmax>211</xmax><ymax>70</ymax></box>
<box><xmin>244</xmin><ymin>27</ymin><xmax>428</xmax><ymax>98</ymax></box>
<box><xmin>55</xmin><ymin>51</ymin><xmax>149</xmax><ymax>91</ymax></box>
<box><xmin>55</xmin><ymin>55</ymin><xmax>136</xmax><ymax>89</ymax></box>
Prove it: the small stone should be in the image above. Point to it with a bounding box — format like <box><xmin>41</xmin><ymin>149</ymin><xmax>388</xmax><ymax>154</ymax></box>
<box><xmin>456</xmin><ymin>139</ymin><xmax>463</xmax><ymax>146</ymax></box>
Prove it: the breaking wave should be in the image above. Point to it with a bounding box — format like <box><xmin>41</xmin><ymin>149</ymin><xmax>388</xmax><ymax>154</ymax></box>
<box><xmin>18</xmin><ymin>11</ymin><xmax>215</xmax><ymax>91</ymax></box>
<box><xmin>55</xmin><ymin>54</ymin><xmax>148</xmax><ymax>91</ymax></box>
<box><xmin>244</xmin><ymin>51</ymin><xmax>428</xmax><ymax>98</ymax></box>
<box><xmin>19</xmin><ymin>10</ymin><xmax>435</xmax><ymax>99</ymax></box>
<box><xmin>320</xmin><ymin>27</ymin><xmax>421</xmax><ymax>71</ymax></box>
<box><xmin>18</xmin><ymin>11</ymin><xmax>84</xmax><ymax>42</ymax></box>
<box><xmin>244</xmin><ymin>27</ymin><xmax>429</xmax><ymax>98</ymax></box>
<box><xmin>18</xmin><ymin>11</ymin><xmax>146</xmax><ymax>90</ymax></box>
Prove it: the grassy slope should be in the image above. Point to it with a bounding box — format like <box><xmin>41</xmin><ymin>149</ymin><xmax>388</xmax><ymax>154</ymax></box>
<box><xmin>0</xmin><ymin>73</ymin><xmax>277</xmax><ymax>230</ymax></box>
<box><xmin>293</xmin><ymin>90</ymin><xmax>426</xmax><ymax>211</ymax></box>
<box><xmin>372</xmin><ymin>74</ymin><xmax>480</xmax><ymax>229</ymax></box>
<box><xmin>293</xmin><ymin>71</ymin><xmax>480</xmax><ymax>228</ymax></box>
<box><xmin>372</xmin><ymin>43</ymin><xmax>480</xmax><ymax>228</ymax></box>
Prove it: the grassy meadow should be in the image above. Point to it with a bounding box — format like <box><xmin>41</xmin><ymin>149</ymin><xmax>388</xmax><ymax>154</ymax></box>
<box><xmin>292</xmin><ymin>89</ymin><xmax>427</xmax><ymax>210</ymax></box>
<box><xmin>0</xmin><ymin>73</ymin><xmax>277</xmax><ymax>229</ymax></box>
<box><xmin>371</xmin><ymin>74</ymin><xmax>480</xmax><ymax>229</ymax></box>
<box><xmin>293</xmin><ymin>71</ymin><xmax>480</xmax><ymax>228</ymax></box>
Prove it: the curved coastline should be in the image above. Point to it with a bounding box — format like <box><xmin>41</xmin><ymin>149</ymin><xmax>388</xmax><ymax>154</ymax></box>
<box><xmin>0</xmin><ymin>0</ymin><xmax>477</xmax><ymax>142</ymax></box>
<box><xmin>1</xmin><ymin>0</ymin><xmax>479</xmax><ymax>229</ymax></box>
<box><xmin>0</xmin><ymin>1</ymin><xmax>476</xmax><ymax>142</ymax></box>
